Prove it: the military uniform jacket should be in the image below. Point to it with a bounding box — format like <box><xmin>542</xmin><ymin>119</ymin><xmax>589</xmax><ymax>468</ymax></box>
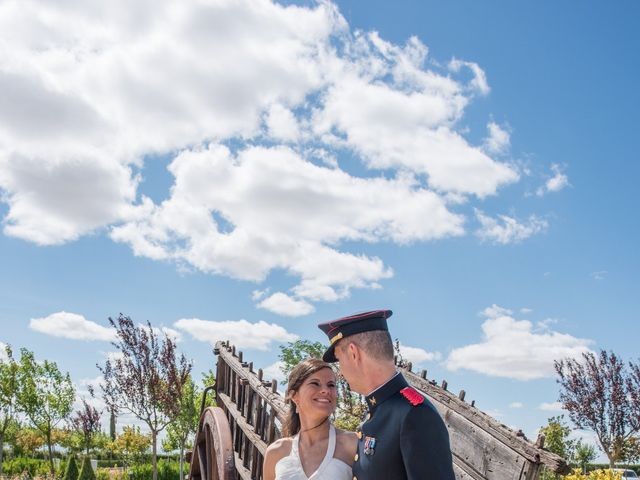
<box><xmin>352</xmin><ymin>373</ymin><xmax>455</xmax><ymax>480</ymax></box>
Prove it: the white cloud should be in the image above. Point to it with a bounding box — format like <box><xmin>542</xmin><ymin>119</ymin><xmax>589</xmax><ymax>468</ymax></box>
<box><xmin>0</xmin><ymin>0</ymin><xmax>534</xmax><ymax>311</ymax></box>
<box><xmin>484</xmin><ymin>122</ymin><xmax>510</xmax><ymax>155</ymax></box>
<box><xmin>445</xmin><ymin>305</ymin><xmax>594</xmax><ymax>380</ymax></box>
<box><xmin>448</xmin><ymin>58</ymin><xmax>490</xmax><ymax>96</ymax></box>
<box><xmin>265</xmin><ymin>104</ymin><xmax>300</xmax><ymax>142</ymax></box>
<box><xmin>398</xmin><ymin>343</ymin><xmax>441</xmax><ymax>366</ymax></box>
<box><xmin>475</xmin><ymin>209</ymin><xmax>549</xmax><ymax>244</ymax></box>
<box><xmin>29</xmin><ymin>311</ymin><xmax>116</xmax><ymax>341</ymax></box>
<box><xmin>174</xmin><ymin>318</ymin><xmax>298</xmax><ymax>351</ymax></box>
<box><xmin>520</xmin><ymin>308</ymin><xmax>533</xmax><ymax>314</ymax></box>
<box><xmin>590</xmin><ymin>271</ymin><xmax>607</xmax><ymax>281</ymax></box>
<box><xmin>103</xmin><ymin>350</ymin><xmax>124</xmax><ymax>361</ymax></box>
<box><xmin>160</xmin><ymin>326</ymin><xmax>182</xmax><ymax>343</ymax></box>
<box><xmin>509</xmin><ymin>402</ymin><xmax>524</xmax><ymax>409</ymax></box>
<box><xmin>262</xmin><ymin>361</ymin><xmax>287</xmax><ymax>384</ymax></box>
<box><xmin>539</xmin><ymin>401</ymin><xmax>564</xmax><ymax>412</ymax></box>
<box><xmin>257</xmin><ymin>292</ymin><xmax>315</xmax><ymax>317</ymax></box>
<box><xmin>111</xmin><ymin>145</ymin><xmax>463</xmax><ymax>306</ymax></box>
<box><xmin>536</xmin><ymin>164</ymin><xmax>569</xmax><ymax>196</ymax></box>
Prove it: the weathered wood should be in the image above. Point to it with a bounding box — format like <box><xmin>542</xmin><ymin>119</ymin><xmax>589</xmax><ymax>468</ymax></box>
<box><xmin>216</xmin><ymin>343</ymin><xmax>287</xmax><ymax>421</ymax></box>
<box><xmin>234</xmin><ymin>452</ymin><xmax>252</xmax><ymax>480</ymax></box>
<box><xmin>218</xmin><ymin>392</ymin><xmax>268</xmax><ymax>456</ymax></box>
<box><xmin>402</xmin><ymin>368</ymin><xmax>569</xmax><ymax>474</ymax></box>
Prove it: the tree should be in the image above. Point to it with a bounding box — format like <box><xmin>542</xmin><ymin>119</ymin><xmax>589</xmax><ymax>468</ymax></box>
<box><xmin>538</xmin><ymin>416</ymin><xmax>576</xmax><ymax>480</ymax></box>
<box><xmin>15</xmin><ymin>348</ymin><xmax>75</xmax><ymax>476</ymax></box>
<box><xmin>0</xmin><ymin>344</ymin><xmax>20</xmax><ymax>475</ymax></box>
<box><xmin>111</xmin><ymin>425</ymin><xmax>150</xmax><ymax>468</ymax></box>
<box><xmin>555</xmin><ymin>350</ymin><xmax>640</xmax><ymax>467</ymax></box>
<box><xmin>619</xmin><ymin>436</ymin><xmax>640</xmax><ymax>464</ymax></box>
<box><xmin>574</xmin><ymin>440</ymin><xmax>597</xmax><ymax>474</ymax></box>
<box><xmin>278</xmin><ymin>340</ymin><xmax>326</xmax><ymax>381</ymax></box>
<box><xmin>162</xmin><ymin>375</ymin><xmax>199</xmax><ymax>480</ymax></box>
<box><xmin>278</xmin><ymin>340</ymin><xmax>365</xmax><ymax>431</ymax></box>
<box><xmin>63</xmin><ymin>454</ymin><xmax>79</xmax><ymax>480</ymax></box>
<box><xmin>109</xmin><ymin>408</ymin><xmax>116</xmax><ymax>441</ymax></box>
<box><xmin>98</xmin><ymin>315</ymin><xmax>191</xmax><ymax>480</ymax></box>
<box><xmin>78</xmin><ymin>455</ymin><xmax>96</xmax><ymax>480</ymax></box>
<box><xmin>542</xmin><ymin>416</ymin><xmax>576</xmax><ymax>460</ymax></box>
<box><xmin>71</xmin><ymin>399</ymin><xmax>102</xmax><ymax>455</ymax></box>
<box><xmin>14</xmin><ymin>426</ymin><xmax>45</xmax><ymax>455</ymax></box>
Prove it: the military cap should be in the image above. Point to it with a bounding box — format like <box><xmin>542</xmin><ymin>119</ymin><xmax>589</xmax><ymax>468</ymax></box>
<box><xmin>317</xmin><ymin>309</ymin><xmax>392</xmax><ymax>362</ymax></box>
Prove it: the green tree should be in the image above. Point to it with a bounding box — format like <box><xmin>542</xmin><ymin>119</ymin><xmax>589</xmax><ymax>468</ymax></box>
<box><xmin>619</xmin><ymin>436</ymin><xmax>640</xmax><ymax>464</ymax></box>
<box><xmin>539</xmin><ymin>416</ymin><xmax>576</xmax><ymax>480</ymax></box>
<box><xmin>278</xmin><ymin>340</ymin><xmax>325</xmax><ymax>381</ymax></box>
<box><xmin>0</xmin><ymin>344</ymin><xmax>20</xmax><ymax>475</ymax></box>
<box><xmin>111</xmin><ymin>425</ymin><xmax>150</xmax><ymax>468</ymax></box>
<box><xmin>15</xmin><ymin>348</ymin><xmax>75</xmax><ymax>476</ymax></box>
<box><xmin>92</xmin><ymin>431</ymin><xmax>113</xmax><ymax>459</ymax></box>
<box><xmin>78</xmin><ymin>455</ymin><xmax>96</xmax><ymax>480</ymax></box>
<box><xmin>14</xmin><ymin>426</ymin><xmax>45</xmax><ymax>455</ymax></box>
<box><xmin>98</xmin><ymin>315</ymin><xmax>191</xmax><ymax>480</ymax></box>
<box><xmin>162</xmin><ymin>375</ymin><xmax>199</xmax><ymax>480</ymax></box>
<box><xmin>574</xmin><ymin>440</ymin><xmax>597</xmax><ymax>474</ymax></box>
<box><xmin>63</xmin><ymin>454</ymin><xmax>79</xmax><ymax>480</ymax></box>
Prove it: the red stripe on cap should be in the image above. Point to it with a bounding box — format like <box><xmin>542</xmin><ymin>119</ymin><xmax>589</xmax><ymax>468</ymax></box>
<box><xmin>326</xmin><ymin>324</ymin><xmax>339</xmax><ymax>334</ymax></box>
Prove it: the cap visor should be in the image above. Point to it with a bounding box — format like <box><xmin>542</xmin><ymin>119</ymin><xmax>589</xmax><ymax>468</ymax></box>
<box><xmin>322</xmin><ymin>345</ymin><xmax>337</xmax><ymax>363</ymax></box>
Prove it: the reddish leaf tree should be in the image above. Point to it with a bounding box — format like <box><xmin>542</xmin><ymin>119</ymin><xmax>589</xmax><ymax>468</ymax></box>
<box><xmin>71</xmin><ymin>398</ymin><xmax>102</xmax><ymax>455</ymax></box>
<box><xmin>555</xmin><ymin>350</ymin><xmax>640</xmax><ymax>467</ymax></box>
<box><xmin>98</xmin><ymin>315</ymin><xmax>191</xmax><ymax>480</ymax></box>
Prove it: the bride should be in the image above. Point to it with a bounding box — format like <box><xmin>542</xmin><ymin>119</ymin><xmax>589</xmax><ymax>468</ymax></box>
<box><xmin>263</xmin><ymin>358</ymin><xmax>357</xmax><ymax>480</ymax></box>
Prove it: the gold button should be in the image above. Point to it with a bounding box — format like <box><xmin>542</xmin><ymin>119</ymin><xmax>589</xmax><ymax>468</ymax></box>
<box><xmin>354</xmin><ymin>453</ymin><xmax>359</xmax><ymax>461</ymax></box>
<box><xmin>357</xmin><ymin>431</ymin><xmax>362</xmax><ymax>439</ymax></box>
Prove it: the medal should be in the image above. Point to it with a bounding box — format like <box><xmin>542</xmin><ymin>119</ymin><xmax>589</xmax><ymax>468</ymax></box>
<box><xmin>364</xmin><ymin>436</ymin><xmax>376</xmax><ymax>455</ymax></box>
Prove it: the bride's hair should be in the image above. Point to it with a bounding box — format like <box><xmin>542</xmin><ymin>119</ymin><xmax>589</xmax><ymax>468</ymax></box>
<box><xmin>282</xmin><ymin>357</ymin><xmax>334</xmax><ymax>436</ymax></box>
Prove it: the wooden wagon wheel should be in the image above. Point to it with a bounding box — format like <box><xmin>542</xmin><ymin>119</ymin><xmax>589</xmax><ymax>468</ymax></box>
<box><xmin>188</xmin><ymin>406</ymin><xmax>236</xmax><ymax>480</ymax></box>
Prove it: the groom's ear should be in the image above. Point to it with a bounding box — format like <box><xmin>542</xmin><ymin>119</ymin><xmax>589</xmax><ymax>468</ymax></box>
<box><xmin>347</xmin><ymin>341</ymin><xmax>361</xmax><ymax>362</ymax></box>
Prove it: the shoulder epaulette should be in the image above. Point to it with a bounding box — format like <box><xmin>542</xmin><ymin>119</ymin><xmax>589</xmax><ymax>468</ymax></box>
<box><xmin>400</xmin><ymin>387</ymin><xmax>424</xmax><ymax>406</ymax></box>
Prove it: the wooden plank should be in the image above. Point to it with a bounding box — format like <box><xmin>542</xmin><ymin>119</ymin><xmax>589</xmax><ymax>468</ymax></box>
<box><xmin>453</xmin><ymin>458</ymin><xmax>482</xmax><ymax>480</ymax></box>
<box><xmin>216</xmin><ymin>342</ymin><xmax>288</xmax><ymax>422</ymax></box>
<box><xmin>218</xmin><ymin>392</ymin><xmax>269</xmax><ymax>456</ymax></box>
<box><xmin>403</xmin><ymin>369</ymin><xmax>569</xmax><ymax>474</ymax></box>
<box><xmin>234</xmin><ymin>452</ymin><xmax>252</xmax><ymax>480</ymax></box>
<box><xmin>445</xmin><ymin>407</ymin><xmax>528</xmax><ymax>479</ymax></box>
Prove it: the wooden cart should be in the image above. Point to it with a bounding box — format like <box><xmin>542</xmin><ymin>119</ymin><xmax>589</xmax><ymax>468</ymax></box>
<box><xmin>188</xmin><ymin>341</ymin><xmax>569</xmax><ymax>480</ymax></box>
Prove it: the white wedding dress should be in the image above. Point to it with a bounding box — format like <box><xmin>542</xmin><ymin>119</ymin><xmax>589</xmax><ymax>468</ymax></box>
<box><xmin>274</xmin><ymin>424</ymin><xmax>352</xmax><ymax>480</ymax></box>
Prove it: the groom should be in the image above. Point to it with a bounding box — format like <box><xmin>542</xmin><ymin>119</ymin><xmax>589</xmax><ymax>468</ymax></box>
<box><xmin>318</xmin><ymin>310</ymin><xmax>455</xmax><ymax>480</ymax></box>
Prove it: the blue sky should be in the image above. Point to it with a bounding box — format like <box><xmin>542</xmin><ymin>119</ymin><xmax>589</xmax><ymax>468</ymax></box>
<box><xmin>1</xmin><ymin>0</ymin><xmax>638</xmax><ymax>457</ymax></box>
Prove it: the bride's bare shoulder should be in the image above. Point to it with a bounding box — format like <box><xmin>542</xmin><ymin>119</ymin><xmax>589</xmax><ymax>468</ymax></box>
<box><xmin>265</xmin><ymin>436</ymin><xmax>294</xmax><ymax>459</ymax></box>
<box><xmin>263</xmin><ymin>437</ymin><xmax>294</xmax><ymax>480</ymax></box>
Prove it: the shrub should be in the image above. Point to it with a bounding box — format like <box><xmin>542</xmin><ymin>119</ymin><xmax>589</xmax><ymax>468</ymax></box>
<box><xmin>63</xmin><ymin>455</ymin><xmax>79</xmax><ymax>480</ymax></box>
<box><xmin>78</xmin><ymin>456</ymin><xmax>96</xmax><ymax>480</ymax></box>
<box><xmin>564</xmin><ymin>468</ymin><xmax>624</xmax><ymax>480</ymax></box>
<box><xmin>1</xmin><ymin>456</ymin><xmax>50</xmax><ymax>477</ymax></box>
<box><xmin>128</xmin><ymin>459</ymin><xmax>179</xmax><ymax>480</ymax></box>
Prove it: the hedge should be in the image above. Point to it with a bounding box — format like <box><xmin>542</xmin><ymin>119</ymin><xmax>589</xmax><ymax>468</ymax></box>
<box><xmin>1</xmin><ymin>457</ymin><xmax>51</xmax><ymax>477</ymax></box>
